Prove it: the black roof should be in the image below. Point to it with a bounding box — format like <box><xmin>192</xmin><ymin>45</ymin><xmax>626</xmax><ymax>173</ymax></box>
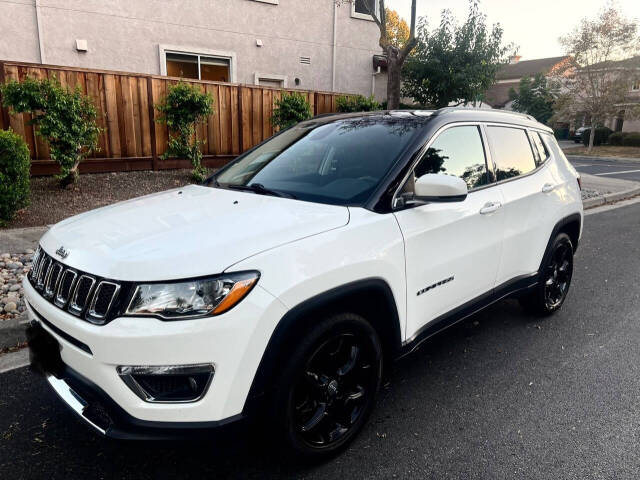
<box><xmin>305</xmin><ymin>108</ymin><xmax>552</xmax><ymax>133</ymax></box>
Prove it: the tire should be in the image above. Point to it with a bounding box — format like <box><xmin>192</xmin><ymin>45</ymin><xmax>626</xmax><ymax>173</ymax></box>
<box><xmin>520</xmin><ymin>233</ymin><xmax>574</xmax><ymax>316</ymax></box>
<box><xmin>270</xmin><ymin>312</ymin><xmax>383</xmax><ymax>461</ymax></box>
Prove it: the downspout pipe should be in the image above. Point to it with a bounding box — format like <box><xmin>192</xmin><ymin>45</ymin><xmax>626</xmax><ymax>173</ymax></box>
<box><xmin>331</xmin><ymin>1</ymin><xmax>337</xmax><ymax>92</ymax></box>
<box><xmin>35</xmin><ymin>0</ymin><xmax>46</xmax><ymax>63</ymax></box>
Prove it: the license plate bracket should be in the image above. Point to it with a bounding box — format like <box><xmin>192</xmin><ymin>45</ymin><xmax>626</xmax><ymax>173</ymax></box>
<box><xmin>26</xmin><ymin>320</ymin><xmax>64</xmax><ymax>378</ymax></box>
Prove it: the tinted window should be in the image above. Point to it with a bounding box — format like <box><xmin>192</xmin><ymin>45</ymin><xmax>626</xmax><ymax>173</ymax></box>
<box><xmin>487</xmin><ymin>126</ymin><xmax>537</xmax><ymax>180</ymax></box>
<box><xmin>215</xmin><ymin>116</ymin><xmax>424</xmax><ymax>206</ymax></box>
<box><xmin>530</xmin><ymin>131</ymin><xmax>549</xmax><ymax>166</ymax></box>
<box><xmin>411</xmin><ymin>125</ymin><xmax>490</xmax><ymax>190</ymax></box>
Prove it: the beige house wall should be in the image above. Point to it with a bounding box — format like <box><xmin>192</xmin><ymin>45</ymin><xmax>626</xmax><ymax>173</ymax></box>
<box><xmin>0</xmin><ymin>0</ymin><xmax>387</xmax><ymax>99</ymax></box>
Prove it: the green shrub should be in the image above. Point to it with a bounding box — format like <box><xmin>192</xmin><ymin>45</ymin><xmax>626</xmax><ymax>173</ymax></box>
<box><xmin>0</xmin><ymin>129</ymin><xmax>30</xmax><ymax>225</ymax></box>
<box><xmin>622</xmin><ymin>132</ymin><xmax>640</xmax><ymax>147</ymax></box>
<box><xmin>156</xmin><ymin>82</ymin><xmax>214</xmax><ymax>182</ymax></box>
<box><xmin>554</xmin><ymin>128</ymin><xmax>569</xmax><ymax>140</ymax></box>
<box><xmin>582</xmin><ymin>126</ymin><xmax>613</xmax><ymax>147</ymax></box>
<box><xmin>336</xmin><ymin>94</ymin><xmax>381</xmax><ymax>113</ymax></box>
<box><xmin>0</xmin><ymin>77</ymin><xmax>100</xmax><ymax>187</ymax></box>
<box><xmin>608</xmin><ymin>131</ymin><xmax>627</xmax><ymax>146</ymax></box>
<box><xmin>271</xmin><ymin>92</ymin><xmax>312</xmax><ymax>130</ymax></box>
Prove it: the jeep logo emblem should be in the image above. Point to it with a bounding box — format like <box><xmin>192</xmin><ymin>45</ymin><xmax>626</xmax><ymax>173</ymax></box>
<box><xmin>55</xmin><ymin>246</ymin><xmax>69</xmax><ymax>259</ymax></box>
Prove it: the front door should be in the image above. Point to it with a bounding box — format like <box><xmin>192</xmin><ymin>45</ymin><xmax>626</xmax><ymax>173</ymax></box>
<box><xmin>393</xmin><ymin>124</ymin><xmax>504</xmax><ymax>341</ymax></box>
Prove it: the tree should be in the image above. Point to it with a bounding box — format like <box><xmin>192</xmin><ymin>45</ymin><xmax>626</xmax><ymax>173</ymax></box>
<box><xmin>337</xmin><ymin>0</ymin><xmax>418</xmax><ymax>109</ymax></box>
<box><xmin>156</xmin><ymin>82</ymin><xmax>214</xmax><ymax>182</ymax></box>
<box><xmin>556</xmin><ymin>5</ymin><xmax>640</xmax><ymax>151</ymax></box>
<box><xmin>402</xmin><ymin>0</ymin><xmax>512</xmax><ymax>108</ymax></box>
<box><xmin>1</xmin><ymin>77</ymin><xmax>100</xmax><ymax>187</ymax></box>
<box><xmin>509</xmin><ymin>73</ymin><xmax>556</xmax><ymax>124</ymax></box>
<box><xmin>386</xmin><ymin>8</ymin><xmax>409</xmax><ymax>48</ymax></box>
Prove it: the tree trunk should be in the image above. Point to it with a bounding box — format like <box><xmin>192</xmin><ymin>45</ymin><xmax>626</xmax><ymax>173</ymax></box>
<box><xmin>386</xmin><ymin>49</ymin><xmax>402</xmax><ymax>110</ymax></box>
<box><xmin>588</xmin><ymin>120</ymin><xmax>595</xmax><ymax>152</ymax></box>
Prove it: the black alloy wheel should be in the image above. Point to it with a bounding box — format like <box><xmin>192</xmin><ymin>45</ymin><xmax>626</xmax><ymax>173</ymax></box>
<box><xmin>292</xmin><ymin>332</ymin><xmax>377</xmax><ymax>448</ymax></box>
<box><xmin>273</xmin><ymin>313</ymin><xmax>382</xmax><ymax>460</ymax></box>
<box><xmin>520</xmin><ymin>232</ymin><xmax>574</xmax><ymax>315</ymax></box>
<box><xmin>543</xmin><ymin>238</ymin><xmax>573</xmax><ymax>310</ymax></box>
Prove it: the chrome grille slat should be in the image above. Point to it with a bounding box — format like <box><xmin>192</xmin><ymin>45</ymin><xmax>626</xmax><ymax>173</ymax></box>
<box><xmin>68</xmin><ymin>275</ymin><xmax>96</xmax><ymax>316</ymax></box>
<box><xmin>30</xmin><ymin>248</ymin><xmax>121</xmax><ymax>324</ymax></box>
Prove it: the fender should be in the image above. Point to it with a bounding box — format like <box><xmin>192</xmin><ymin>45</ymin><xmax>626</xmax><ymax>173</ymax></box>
<box><xmin>243</xmin><ymin>278</ymin><xmax>402</xmax><ymax>413</ymax></box>
<box><xmin>538</xmin><ymin>213</ymin><xmax>582</xmax><ymax>274</ymax></box>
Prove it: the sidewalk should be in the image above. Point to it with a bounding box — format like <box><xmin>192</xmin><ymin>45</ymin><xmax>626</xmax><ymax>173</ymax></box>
<box><xmin>0</xmin><ymin>225</ymin><xmax>49</xmax><ymax>252</ymax></box>
<box><xmin>580</xmin><ymin>173</ymin><xmax>640</xmax><ymax>208</ymax></box>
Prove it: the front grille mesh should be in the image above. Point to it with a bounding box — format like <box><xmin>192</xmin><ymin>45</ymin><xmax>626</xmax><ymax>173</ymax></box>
<box><xmin>29</xmin><ymin>247</ymin><xmax>122</xmax><ymax>324</ymax></box>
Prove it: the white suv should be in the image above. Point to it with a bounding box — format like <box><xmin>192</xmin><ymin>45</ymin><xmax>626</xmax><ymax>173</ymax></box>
<box><xmin>25</xmin><ymin>109</ymin><xmax>583</xmax><ymax>459</ymax></box>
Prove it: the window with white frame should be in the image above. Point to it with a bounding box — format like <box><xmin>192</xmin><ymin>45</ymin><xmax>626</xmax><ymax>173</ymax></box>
<box><xmin>352</xmin><ymin>0</ymin><xmax>379</xmax><ymax>20</ymax></box>
<box><xmin>254</xmin><ymin>73</ymin><xmax>287</xmax><ymax>88</ymax></box>
<box><xmin>160</xmin><ymin>46</ymin><xmax>236</xmax><ymax>83</ymax></box>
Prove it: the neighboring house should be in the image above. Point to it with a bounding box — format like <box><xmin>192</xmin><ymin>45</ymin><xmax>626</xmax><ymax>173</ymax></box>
<box><xmin>0</xmin><ymin>0</ymin><xmax>387</xmax><ymax>99</ymax></box>
<box><xmin>484</xmin><ymin>55</ymin><xmax>570</xmax><ymax>109</ymax></box>
<box><xmin>584</xmin><ymin>56</ymin><xmax>640</xmax><ymax>133</ymax></box>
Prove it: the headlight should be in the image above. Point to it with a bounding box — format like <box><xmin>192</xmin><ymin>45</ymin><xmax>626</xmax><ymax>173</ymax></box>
<box><xmin>124</xmin><ymin>271</ymin><xmax>259</xmax><ymax>320</ymax></box>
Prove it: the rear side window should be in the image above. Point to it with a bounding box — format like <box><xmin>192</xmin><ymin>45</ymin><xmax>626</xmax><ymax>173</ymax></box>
<box><xmin>412</xmin><ymin>125</ymin><xmax>490</xmax><ymax>190</ymax></box>
<box><xmin>487</xmin><ymin>126</ymin><xmax>537</xmax><ymax>180</ymax></box>
<box><xmin>529</xmin><ymin>131</ymin><xmax>549</xmax><ymax>166</ymax></box>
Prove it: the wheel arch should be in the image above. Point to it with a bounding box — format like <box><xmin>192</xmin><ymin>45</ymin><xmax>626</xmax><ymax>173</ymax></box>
<box><xmin>243</xmin><ymin>278</ymin><xmax>402</xmax><ymax>414</ymax></box>
<box><xmin>539</xmin><ymin>213</ymin><xmax>582</xmax><ymax>273</ymax></box>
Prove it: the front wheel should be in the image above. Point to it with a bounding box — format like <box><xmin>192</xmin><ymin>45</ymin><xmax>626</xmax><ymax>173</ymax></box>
<box><xmin>520</xmin><ymin>233</ymin><xmax>574</xmax><ymax>315</ymax></box>
<box><xmin>272</xmin><ymin>313</ymin><xmax>382</xmax><ymax>461</ymax></box>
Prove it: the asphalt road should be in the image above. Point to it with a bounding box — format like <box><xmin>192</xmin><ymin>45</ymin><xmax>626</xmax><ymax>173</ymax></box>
<box><xmin>2</xmin><ymin>203</ymin><xmax>640</xmax><ymax>479</ymax></box>
<box><xmin>568</xmin><ymin>157</ymin><xmax>640</xmax><ymax>182</ymax></box>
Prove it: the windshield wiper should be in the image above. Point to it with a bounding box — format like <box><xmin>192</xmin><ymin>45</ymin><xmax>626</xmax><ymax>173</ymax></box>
<box><xmin>227</xmin><ymin>183</ymin><xmax>297</xmax><ymax>199</ymax></box>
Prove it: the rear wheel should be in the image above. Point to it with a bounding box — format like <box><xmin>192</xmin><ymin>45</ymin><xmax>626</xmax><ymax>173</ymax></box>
<box><xmin>520</xmin><ymin>233</ymin><xmax>574</xmax><ymax>315</ymax></box>
<box><xmin>272</xmin><ymin>313</ymin><xmax>382</xmax><ymax>461</ymax></box>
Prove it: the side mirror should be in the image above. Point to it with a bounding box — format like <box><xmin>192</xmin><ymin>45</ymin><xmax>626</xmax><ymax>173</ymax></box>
<box><xmin>412</xmin><ymin>173</ymin><xmax>468</xmax><ymax>203</ymax></box>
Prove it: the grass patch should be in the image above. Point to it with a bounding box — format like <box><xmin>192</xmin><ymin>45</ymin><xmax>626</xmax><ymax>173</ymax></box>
<box><xmin>562</xmin><ymin>145</ymin><xmax>640</xmax><ymax>159</ymax></box>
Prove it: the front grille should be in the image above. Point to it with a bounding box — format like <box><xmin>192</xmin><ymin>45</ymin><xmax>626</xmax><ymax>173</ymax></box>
<box><xmin>29</xmin><ymin>247</ymin><xmax>122</xmax><ymax>325</ymax></box>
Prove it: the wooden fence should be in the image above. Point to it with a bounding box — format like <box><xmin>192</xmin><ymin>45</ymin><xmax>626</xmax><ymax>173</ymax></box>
<box><xmin>0</xmin><ymin>60</ymin><xmax>350</xmax><ymax>175</ymax></box>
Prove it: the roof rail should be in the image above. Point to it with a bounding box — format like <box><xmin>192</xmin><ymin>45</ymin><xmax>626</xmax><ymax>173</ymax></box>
<box><xmin>432</xmin><ymin>106</ymin><xmax>536</xmax><ymax>122</ymax></box>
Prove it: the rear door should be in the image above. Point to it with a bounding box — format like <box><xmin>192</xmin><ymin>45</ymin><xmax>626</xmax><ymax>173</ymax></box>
<box><xmin>393</xmin><ymin>124</ymin><xmax>505</xmax><ymax>341</ymax></box>
<box><xmin>485</xmin><ymin>125</ymin><xmax>561</xmax><ymax>285</ymax></box>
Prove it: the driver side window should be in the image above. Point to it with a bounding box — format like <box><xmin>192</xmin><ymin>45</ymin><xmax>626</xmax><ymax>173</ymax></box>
<box><xmin>403</xmin><ymin>125</ymin><xmax>490</xmax><ymax>194</ymax></box>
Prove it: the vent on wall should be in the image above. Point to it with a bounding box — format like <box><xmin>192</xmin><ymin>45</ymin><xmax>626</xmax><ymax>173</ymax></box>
<box><xmin>299</xmin><ymin>56</ymin><xmax>311</xmax><ymax>65</ymax></box>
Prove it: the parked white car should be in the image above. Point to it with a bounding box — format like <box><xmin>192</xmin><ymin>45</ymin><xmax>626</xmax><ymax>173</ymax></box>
<box><xmin>25</xmin><ymin>108</ymin><xmax>583</xmax><ymax>459</ymax></box>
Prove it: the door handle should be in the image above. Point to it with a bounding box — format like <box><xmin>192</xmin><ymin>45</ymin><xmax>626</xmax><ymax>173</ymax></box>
<box><xmin>479</xmin><ymin>201</ymin><xmax>502</xmax><ymax>215</ymax></box>
<box><xmin>542</xmin><ymin>183</ymin><xmax>556</xmax><ymax>193</ymax></box>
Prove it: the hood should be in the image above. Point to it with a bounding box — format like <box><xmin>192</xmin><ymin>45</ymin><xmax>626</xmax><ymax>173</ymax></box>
<box><xmin>40</xmin><ymin>185</ymin><xmax>349</xmax><ymax>281</ymax></box>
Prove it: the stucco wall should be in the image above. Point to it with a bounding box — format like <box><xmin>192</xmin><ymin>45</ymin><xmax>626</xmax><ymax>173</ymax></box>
<box><xmin>0</xmin><ymin>0</ymin><xmax>387</xmax><ymax>99</ymax></box>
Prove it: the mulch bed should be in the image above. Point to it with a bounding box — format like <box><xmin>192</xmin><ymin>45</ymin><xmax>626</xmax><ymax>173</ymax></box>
<box><xmin>3</xmin><ymin>169</ymin><xmax>198</xmax><ymax>229</ymax></box>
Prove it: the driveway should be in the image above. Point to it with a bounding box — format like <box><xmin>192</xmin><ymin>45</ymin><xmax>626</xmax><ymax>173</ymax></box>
<box><xmin>2</xmin><ymin>202</ymin><xmax>640</xmax><ymax>478</ymax></box>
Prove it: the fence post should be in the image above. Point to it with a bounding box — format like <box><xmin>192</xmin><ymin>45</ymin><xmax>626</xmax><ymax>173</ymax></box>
<box><xmin>146</xmin><ymin>75</ymin><xmax>158</xmax><ymax>170</ymax></box>
<box><xmin>0</xmin><ymin>61</ymin><xmax>11</xmax><ymax>130</ymax></box>
<box><xmin>237</xmin><ymin>86</ymin><xmax>244</xmax><ymax>154</ymax></box>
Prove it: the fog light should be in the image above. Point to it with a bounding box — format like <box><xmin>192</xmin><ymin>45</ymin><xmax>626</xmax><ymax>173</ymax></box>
<box><xmin>117</xmin><ymin>364</ymin><xmax>214</xmax><ymax>403</ymax></box>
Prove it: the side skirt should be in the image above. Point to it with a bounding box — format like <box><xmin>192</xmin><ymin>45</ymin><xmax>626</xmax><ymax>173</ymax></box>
<box><xmin>398</xmin><ymin>273</ymin><xmax>538</xmax><ymax>359</ymax></box>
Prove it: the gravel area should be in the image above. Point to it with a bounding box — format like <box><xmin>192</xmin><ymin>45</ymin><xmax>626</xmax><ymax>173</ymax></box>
<box><xmin>0</xmin><ymin>250</ymin><xmax>33</xmax><ymax>322</ymax></box>
<box><xmin>581</xmin><ymin>188</ymin><xmax>610</xmax><ymax>200</ymax></box>
<box><xmin>3</xmin><ymin>169</ymin><xmax>197</xmax><ymax>229</ymax></box>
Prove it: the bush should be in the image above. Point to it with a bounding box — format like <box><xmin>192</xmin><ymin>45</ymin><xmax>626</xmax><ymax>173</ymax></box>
<box><xmin>0</xmin><ymin>129</ymin><xmax>30</xmax><ymax>225</ymax></box>
<box><xmin>622</xmin><ymin>132</ymin><xmax>640</xmax><ymax>147</ymax></box>
<box><xmin>582</xmin><ymin>126</ymin><xmax>613</xmax><ymax>147</ymax></box>
<box><xmin>336</xmin><ymin>94</ymin><xmax>381</xmax><ymax>113</ymax></box>
<box><xmin>0</xmin><ymin>77</ymin><xmax>100</xmax><ymax>187</ymax></box>
<box><xmin>554</xmin><ymin>128</ymin><xmax>569</xmax><ymax>140</ymax></box>
<box><xmin>156</xmin><ymin>82</ymin><xmax>214</xmax><ymax>182</ymax></box>
<box><xmin>608</xmin><ymin>131</ymin><xmax>626</xmax><ymax>145</ymax></box>
<box><xmin>271</xmin><ymin>92</ymin><xmax>312</xmax><ymax>130</ymax></box>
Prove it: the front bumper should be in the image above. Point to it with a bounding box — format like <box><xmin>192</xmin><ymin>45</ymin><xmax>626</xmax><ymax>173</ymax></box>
<box><xmin>23</xmin><ymin>276</ymin><xmax>287</xmax><ymax>432</ymax></box>
<box><xmin>45</xmin><ymin>364</ymin><xmax>245</xmax><ymax>440</ymax></box>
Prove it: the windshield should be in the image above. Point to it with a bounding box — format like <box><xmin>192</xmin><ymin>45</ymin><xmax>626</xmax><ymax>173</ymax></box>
<box><xmin>213</xmin><ymin>116</ymin><xmax>425</xmax><ymax>205</ymax></box>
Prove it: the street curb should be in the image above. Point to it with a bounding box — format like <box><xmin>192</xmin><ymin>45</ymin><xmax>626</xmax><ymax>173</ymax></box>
<box><xmin>583</xmin><ymin>186</ymin><xmax>640</xmax><ymax>209</ymax></box>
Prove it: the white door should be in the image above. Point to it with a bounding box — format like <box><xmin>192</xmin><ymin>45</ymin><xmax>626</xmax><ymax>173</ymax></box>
<box><xmin>484</xmin><ymin>126</ymin><xmax>561</xmax><ymax>285</ymax></box>
<box><xmin>393</xmin><ymin>125</ymin><xmax>505</xmax><ymax>341</ymax></box>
